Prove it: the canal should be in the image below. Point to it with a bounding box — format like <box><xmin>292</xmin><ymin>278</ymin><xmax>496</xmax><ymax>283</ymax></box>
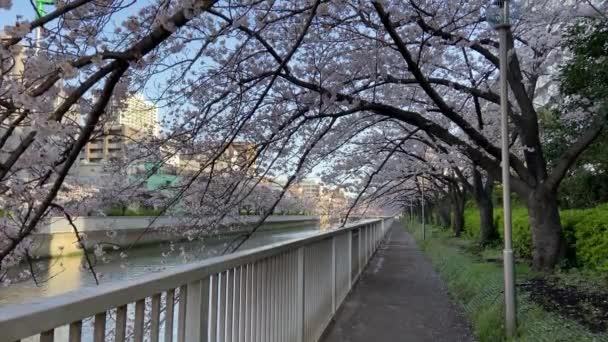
<box><xmin>0</xmin><ymin>225</ymin><xmax>320</xmax><ymax>307</ymax></box>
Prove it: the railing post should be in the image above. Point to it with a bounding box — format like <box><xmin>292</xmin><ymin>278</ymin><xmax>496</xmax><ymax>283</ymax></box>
<box><xmin>296</xmin><ymin>247</ymin><xmax>305</xmax><ymax>342</ymax></box>
<box><xmin>358</xmin><ymin>228</ymin><xmax>363</xmax><ymax>276</ymax></box>
<box><xmin>210</xmin><ymin>276</ymin><xmax>219</xmax><ymax>341</ymax></box>
<box><xmin>218</xmin><ymin>273</ymin><xmax>226</xmax><ymax>342</ymax></box>
<box><xmin>184</xmin><ymin>278</ymin><xmax>210</xmax><ymax>342</ymax></box>
<box><xmin>369</xmin><ymin>225</ymin><xmax>372</xmax><ymax>258</ymax></box>
<box><xmin>364</xmin><ymin>225</ymin><xmax>367</xmax><ymax>260</ymax></box>
<box><xmin>238</xmin><ymin>265</ymin><xmax>246</xmax><ymax>342</ymax></box>
<box><xmin>373</xmin><ymin>224</ymin><xmax>377</xmax><ymax>249</ymax></box>
<box><xmin>374</xmin><ymin>223</ymin><xmax>380</xmax><ymax>250</ymax></box>
<box><xmin>244</xmin><ymin>264</ymin><xmax>253</xmax><ymax>341</ymax></box>
<box><xmin>177</xmin><ymin>285</ymin><xmax>187</xmax><ymax>342</ymax></box>
<box><xmin>225</xmin><ymin>269</ymin><xmax>234</xmax><ymax>342</ymax></box>
<box><xmin>372</xmin><ymin>224</ymin><xmax>376</xmax><ymax>250</ymax></box>
<box><xmin>347</xmin><ymin>230</ymin><xmax>352</xmax><ymax>290</ymax></box>
<box><xmin>331</xmin><ymin>236</ymin><xmax>336</xmax><ymax>314</ymax></box>
<box><xmin>366</xmin><ymin>225</ymin><xmax>370</xmax><ymax>261</ymax></box>
<box><xmin>269</xmin><ymin>257</ymin><xmax>277</xmax><ymax>342</ymax></box>
<box><xmin>260</xmin><ymin>260</ymin><xmax>268</xmax><ymax>342</ymax></box>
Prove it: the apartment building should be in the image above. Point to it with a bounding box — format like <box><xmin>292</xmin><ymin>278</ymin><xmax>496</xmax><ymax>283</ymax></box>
<box><xmin>165</xmin><ymin>142</ymin><xmax>256</xmax><ymax>174</ymax></box>
<box><xmin>81</xmin><ymin>124</ymin><xmax>141</xmax><ymax>163</ymax></box>
<box><xmin>109</xmin><ymin>94</ymin><xmax>159</xmax><ymax>136</ymax></box>
<box><xmin>79</xmin><ymin>95</ymin><xmax>158</xmax><ymax>163</ymax></box>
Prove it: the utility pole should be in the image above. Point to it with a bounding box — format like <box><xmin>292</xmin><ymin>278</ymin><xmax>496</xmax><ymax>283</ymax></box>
<box><xmin>420</xmin><ymin>176</ymin><xmax>425</xmax><ymax>241</ymax></box>
<box><xmin>488</xmin><ymin>0</ymin><xmax>517</xmax><ymax>337</ymax></box>
<box><xmin>409</xmin><ymin>198</ymin><xmax>414</xmax><ymax>228</ymax></box>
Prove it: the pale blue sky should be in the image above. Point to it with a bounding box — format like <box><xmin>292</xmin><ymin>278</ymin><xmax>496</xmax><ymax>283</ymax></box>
<box><xmin>1</xmin><ymin>1</ymin><xmax>38</xmax><ymax>22</ymax></box>
<box><xmin>1</xmin><ymin>2</ymin><xmax>328</xmax><ymax>180</ymax></box>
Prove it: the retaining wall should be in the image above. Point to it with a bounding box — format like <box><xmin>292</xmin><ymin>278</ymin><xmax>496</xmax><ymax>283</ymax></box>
<box><xmin>28</xmin><ymin>216</ymin><xmax>319</xmax><ymax>258</ymax></box>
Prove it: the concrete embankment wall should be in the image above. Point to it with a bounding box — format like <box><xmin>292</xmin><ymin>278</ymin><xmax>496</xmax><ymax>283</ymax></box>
<box><xmin>29</xmin><ymin>216</ymin><xmax>319</xmax><ymax>259</ymax></box>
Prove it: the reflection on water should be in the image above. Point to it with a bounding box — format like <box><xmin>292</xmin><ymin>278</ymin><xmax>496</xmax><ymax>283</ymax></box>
<box><xmin>0</xmin><ymin>227</ymin><xmax>318</xmax><ymax>307</ymax></box>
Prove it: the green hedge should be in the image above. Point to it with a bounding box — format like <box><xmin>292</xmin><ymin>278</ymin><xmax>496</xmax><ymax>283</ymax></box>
<box><xmin>463</xmin><ymin>203</ymin><xmax>608</xmax><ymax>271</ymax></box>
<box><xmin>562</xmin><ymin>203</ymin><xmax>608</xmax><ymax>272</ymax></box>
<box><xmin>104</xmin><ymin>207</ymin><xmax>163</xmax><ymax>216</ymax></box>
<box><xmin>462</xmin><ymin>206</ymin><xmax>531</xmax><ymax>258</ymax></box>
<box><xmin>463</xmin><ymin>207</ymin><xmax>481</xmax><ymax>240</ymax></box>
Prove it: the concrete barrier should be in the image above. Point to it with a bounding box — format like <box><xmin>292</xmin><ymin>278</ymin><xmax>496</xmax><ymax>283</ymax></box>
<box><xmin>28</xmin><ymin>215</ymin><xmax>319</xmax><ymax>258</ymax></box>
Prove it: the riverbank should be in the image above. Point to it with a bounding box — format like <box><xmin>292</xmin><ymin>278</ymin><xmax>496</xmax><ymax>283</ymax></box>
<box><xmin>0</xmin><ymin>225</ymin><xmax>321</xmax><ymax>306</ymax></box>
<box><xmin>405</xmin><ymin>222</ymin><xmax>608</xmax><ymax>342</ymax></box>
<box><xmin>28</xmin><ymin>215</ymin><xmax>319</xmax><ymax>258</ymax></box>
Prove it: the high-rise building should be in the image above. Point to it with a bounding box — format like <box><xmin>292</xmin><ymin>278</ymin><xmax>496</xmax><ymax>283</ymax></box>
<box><xmin>109</xmin><ymin>94</ymin><xmax>159</xmax><ymax>136</ymax></box>
<box><xmin>79</xmin><ymin>94</ymin><xmax>158</xmax><ymax>164</ymax></box>
<box><xmin>81</xmin><ymin>124</ymin><xmax>141</xmax><ymax>163</ymax></box>
<box><xmin>291</xmin><ymin>179</ymin><xmax>321</xmax><ymax>201</ymax></box>
<box><xmin>164</xmin><ymin>142</ymin><xmax>256</xmax><ymax>173</ymax></box>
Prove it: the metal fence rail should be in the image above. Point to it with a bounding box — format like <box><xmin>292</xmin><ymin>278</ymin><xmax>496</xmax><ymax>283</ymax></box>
<box><xmin>1</xmin><ymin>218</ymin><xmax>393</xmax><ymax>342</ymax></box>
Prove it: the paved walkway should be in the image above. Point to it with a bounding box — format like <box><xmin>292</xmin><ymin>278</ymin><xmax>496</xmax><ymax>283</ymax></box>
<box><xmin>321</xmin><ymin>222</ymin><xmax>475</xmax><ymax>342</ymax></box>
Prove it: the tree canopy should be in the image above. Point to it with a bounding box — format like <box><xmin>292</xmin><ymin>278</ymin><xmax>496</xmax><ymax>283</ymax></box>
<box><xmin>0</xmin><ymin>0</ymin><xmax>606</xmax><ymax>274</ymax></box>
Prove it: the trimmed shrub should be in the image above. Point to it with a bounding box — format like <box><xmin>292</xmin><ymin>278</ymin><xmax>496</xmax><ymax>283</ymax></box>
<box><xmin>494</xmin><ymin>207</ymin><xmax>533</xmax><ymax>259</ymax></box>
<box><xmin>562</xmin><ymin>205</ymin><xmax>608</xmax><ymax>271</ymax></box>
<box><xmin>463</xmin><ymin>203</ymin><xmax>531</xmax><ymax>258</ymax></box>
<box><xmin>463</xmin><ymin>202</ymin><xmax>608</xmax><ymax>271</ymax></box>
<box><xmin>463</xmin><ymin>207</ymin><xmax>481</xmax><ymax>240</ymax></box>
<box><xmin>104</xmin><ymin>206</ymin><xmax>163</xmax><ymax>216</ymax></box>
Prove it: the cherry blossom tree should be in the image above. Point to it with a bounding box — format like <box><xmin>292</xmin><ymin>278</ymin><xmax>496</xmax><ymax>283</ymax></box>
<box><xmin>1</xmin><ymin>0</ymin><xmax>605</xmax><ymax>277</ymax></box>
<box><xmin>235</xmin><ymin>0</ymin><xmax>604</xmax><ymax>271</ymax></box>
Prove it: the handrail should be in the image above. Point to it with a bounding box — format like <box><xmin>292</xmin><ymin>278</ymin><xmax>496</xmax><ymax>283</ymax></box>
<box><xmin>0</xmin><ymin>218</ymin><xmax>389</xmax><ymax>341</ymax></box>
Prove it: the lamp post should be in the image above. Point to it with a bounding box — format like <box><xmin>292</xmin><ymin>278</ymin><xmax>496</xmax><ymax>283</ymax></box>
<box><xmin>409</xmin><ymin>198</ymin><xmax>414</xmax><ymax>227</ymax></box>
<box><xmin>417</xmin><ymin>175</ymin><xmax>426</xmax><ymax>240</ymax></box>
<box><xmin>421</xmin><ymin>177</ymin><xmax>425</xmax><ymax>240</ymax></box>
<box><xmin>487</xmin><ymin>0</ymin><xmax>517</xmax><ymax>337</ymax></box>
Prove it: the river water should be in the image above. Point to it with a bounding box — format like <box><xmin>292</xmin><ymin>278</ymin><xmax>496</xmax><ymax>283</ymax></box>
<box><xmin>0</xmin><ymin>226</ymin><xmax>319</xmax><ymax>307</ymax></box>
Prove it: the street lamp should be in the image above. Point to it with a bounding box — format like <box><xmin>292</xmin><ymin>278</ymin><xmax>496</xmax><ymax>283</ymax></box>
<box><xmin>416</xmin><ymin>175</ymin><xmax>426</xmax><ymax>240</ymax></box>
<box><xmin>486</xmin><ymin>0</ymin><xmax>518</xmax><ymax>338</ymax></box>
<box><xmin>411</xmin><ymin>199</ymin><xmax>414</xmax><ymax>227</ymax></box>
<box><xmin>421</xmin><ymin>177</ymin><xmax>425</xmax><ymax>240</ymax></box>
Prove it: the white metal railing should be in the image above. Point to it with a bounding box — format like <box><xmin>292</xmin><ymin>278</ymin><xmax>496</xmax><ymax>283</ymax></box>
<box><xmin>0</xmin><ymin>217</ymin><xmax>393</xmax><ymax>342</ymax></box>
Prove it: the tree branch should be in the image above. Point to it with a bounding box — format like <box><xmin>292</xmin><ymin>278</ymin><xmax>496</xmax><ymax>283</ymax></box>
<box><xmin>546</xmin><ymin>116</ymin><xmax>606</xmax><ymax>190</ymax></box>
<box><xmin>372</xmin><ymin>1</ymin><xmax>532</xmax><ymax>184</ymax></box>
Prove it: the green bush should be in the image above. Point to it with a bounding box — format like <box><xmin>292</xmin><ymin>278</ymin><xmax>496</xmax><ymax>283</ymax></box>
<box><xmin>562</xmin><ymin>206</ymin><xmax>608</xmax><ymax>271</ymax></box>
<box><xmin>104</xmin><ymin>206</ymin><xmax>162</xmax><ymax>216</ymax></box>
<box><xmin>463</xmin><ymin>207</ymin><xmax>481</xmax><ymax>240</ymax></box>
<box><xmin>462</xmin><ymin>202</ymin><xmax>608</xmax><ymax>271</ymax></box>
<box><xmin>463</xmin><ymin>204</ymin><xmax>531</xmax><ymax>258</ymax></box>
<box><xmin>494</xmin><ymin>207</ymin><xmax>533</xmax><ymax>259</ymax></box>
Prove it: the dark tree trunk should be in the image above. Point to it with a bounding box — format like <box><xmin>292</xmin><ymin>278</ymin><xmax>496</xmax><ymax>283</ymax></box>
<box><xmin>527</xmin><ymin>188</ymin><xmax>565</xmax><ymax>272</ymax></box>
<box><xmin>441</xmin><ymin>214</ymin><xmax>450</xmax><ymax>228</ymax></box>
<box><xmin>450</xmin><ymin>186</ymin><xmax>466</xmax><ymax>237</ymax></box>
<box><xmin>438</xmin><ymin>205</ymin><xmax>451</xmax><ymax>228</ymax></box>
<box><xmin>473</xmin><ymin>169</ymin><xmax>498</xmax><ymax>246</ymax></box>
<box><xmin>478</xmin><ymin>196</ymin><xmax>496</xmax><ymax>245</ymax></box>
<box><xmin>452</xmin><ymin>200</ymin><xmax>465</xmax><ymax>237</ymax></box>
